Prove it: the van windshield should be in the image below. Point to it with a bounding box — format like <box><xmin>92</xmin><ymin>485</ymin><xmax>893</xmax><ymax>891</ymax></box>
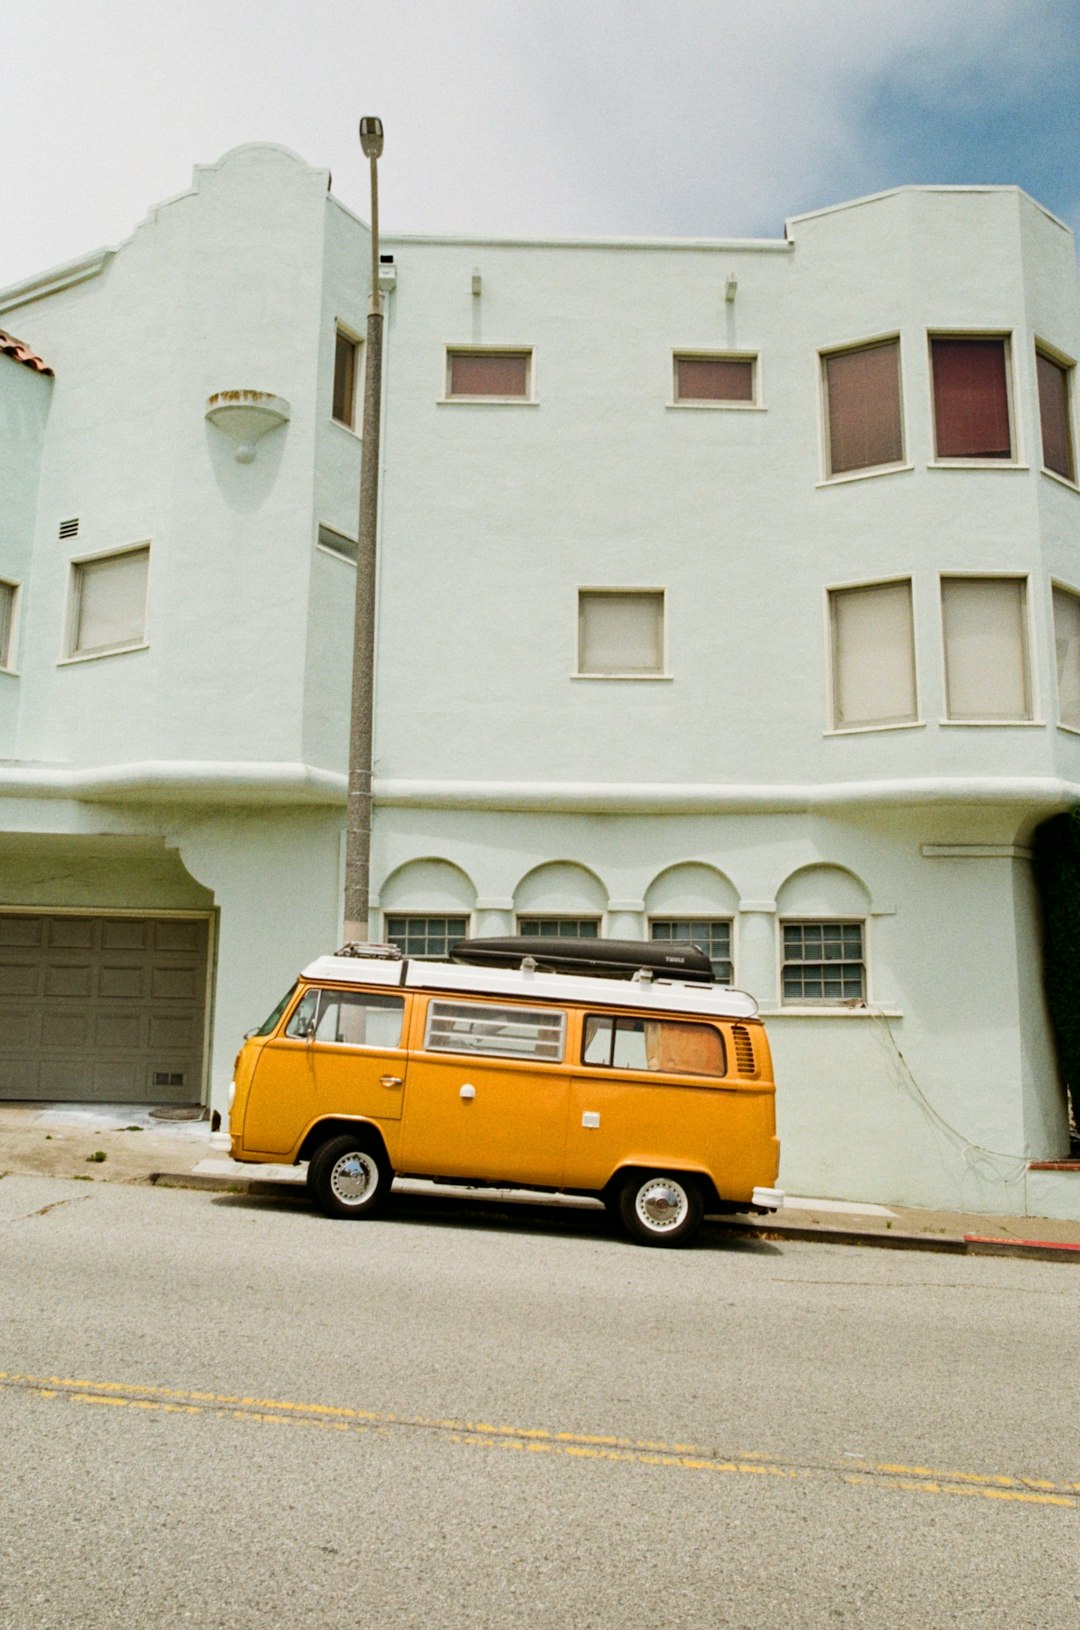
<box><xmin>252</xmin><ymin>986</ymin><xmax>298</xmax><ymax>1037</ymax></box>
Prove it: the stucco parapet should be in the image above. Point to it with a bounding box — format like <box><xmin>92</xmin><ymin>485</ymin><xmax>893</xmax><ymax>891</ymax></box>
<box><xmin>786</xmin><ymin>183</ymin><xmax>1071</xmax><ymax>239</ymax></box>
<box><xmin>0</xmin><ymin>247</ymin><xmax>114</xmax><ymax>315</ymax></box>
<box><xmin>371</xmin><ymin>777</ymin><xmax>1080</xmax><ymax>816</ymax></box>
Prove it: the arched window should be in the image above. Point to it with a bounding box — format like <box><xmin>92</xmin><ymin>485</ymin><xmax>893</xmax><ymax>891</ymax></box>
<box><xmin>380</xmin><ymin>859</ymin><xmax>477</xmax><ymax>959</ymax></box>
<box><xmin>514</xmin><ymin>861</ymin><xmax>607</xmax><ymax>939</ymax></box>
<box><xmin>644</xmin><ymin>863</ymin><xmax>738</xmax><ymax>982</ymax></box>
<box><xmin>775</xmin><ymin>865</ymin><xmax>871</xmax><ymax>1006</ymax></box>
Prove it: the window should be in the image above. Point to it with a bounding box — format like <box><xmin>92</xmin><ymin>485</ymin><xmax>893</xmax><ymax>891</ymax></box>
<box><xmin>384</xmin><ymin>915</ymin><xmax>468</xmax><ymax>959</ymax></box>
<box><xmin>446</xmin><ymin>350</ymin><xmax>530</xmax><ymax>400</ymax></box>
<box><xmin>822</xmin><ymin>340</ymin><xmax>903</xmax><ymax>476</ymax></box>
<box><xmin>1053</xmin><ymin>585</ymin><xmax>1080</xmax><ymax>729</ymax></box>
<box><xmin>0</xmin><ymin>580</ymin><xmax>17</xmax><ymax>670</ymax></box>
<box><xmin>582</xmin><ymin>1014</ymin><xmax>726</xmax><ymax>1077</ymax></box>
<box><xmin>578</xmin><ymin>590</ymin><xmax>664</xmax><ymax>677</ymax></box>
<box><xmin>285</xmin><ymin>988</ymin><xmax>404</xmax><ymax>1048</ymax></box>
<box><xmin>829</xmin><ymin>580</ymin><xmax>917</xmax><ymax>729</ymax></box>
<box><xmin>317</xmin><ymin>525</ymin><xmax>358</xmax><ymax>564</ymax></box>
<box><xmin>650</xmin><ymin>919</ymin><xmax>732</xmax><ymax>984</ymax></box>
<box><xmin>425</xmin><ymin>1000</ymin><xmax>566</xmax><ymax>1062</ymax></box>
<box><xmin>333</xmin><ymin>329</ymin><xmax>359</xmax><ymax>428</ymax></box>
<box><xmin>1037</xmin><ymin>350</ymin><xmax>1075</xmax><ymax>481</ymax></box>
<box><xmin>674</xmin><ymin>354</ymin><xmax>755</xmax><ymax>405</ymax></box>
<box><xmin>518</xmin><ymin>917</ymin><xmax>601</xmax><ymax>939</ymax></box>
<box><xmin>930</xmin><ymin>337</ymin><xmax>1012</xmax><ymax>460</ymax></box>
<box><xmin>941</xmin><ymin>576</ymin><xmax>1031</xmax><ymax>721</ymax></box>
<box><xmin>782</xmin><ymin>922</ymin><xmax>865</xmax><ymax>1004</ymax></box>
<box><xmin>67</xmin><ymin>547</ymin><xmax>149</xmax><ymax>658</ymax></box>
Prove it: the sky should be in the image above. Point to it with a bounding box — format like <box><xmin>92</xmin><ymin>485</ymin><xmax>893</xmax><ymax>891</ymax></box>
<box><xmin>4</xmin><ymin>0</ymin><xmax>1079</xmax><ymax>291</ymax></box>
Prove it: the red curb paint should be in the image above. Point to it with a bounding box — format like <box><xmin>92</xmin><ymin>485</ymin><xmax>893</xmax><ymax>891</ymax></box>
<box><xmin>963</xmin><ymin>1235</ymin><xmax>1080</xmax><ymax>1252</ymax></box>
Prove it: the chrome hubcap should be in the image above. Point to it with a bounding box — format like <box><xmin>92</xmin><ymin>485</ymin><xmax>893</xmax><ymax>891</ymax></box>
<box><xmin>330</xmin><ymin>1151</ymin><xmax>378</xmax><ymax>1205</ymax></box>
<box><xmin>637</xmin><ymin>1179</ymin><xmax>688</xmax><ymax>1231</ymax></box>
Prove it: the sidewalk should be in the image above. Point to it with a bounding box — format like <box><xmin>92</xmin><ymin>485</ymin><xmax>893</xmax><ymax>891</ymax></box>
<box><xmin>2</xmin><ymin>1101</ymin><xmax>1079</xmax><ymax>1262</ymax></box>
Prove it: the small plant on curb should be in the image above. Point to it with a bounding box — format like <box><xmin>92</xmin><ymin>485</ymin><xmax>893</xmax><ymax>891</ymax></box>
<box><xmin>86</xmin><ymin>1150</ymin><xmax>107</xmax><ymax>1163</ymax></box>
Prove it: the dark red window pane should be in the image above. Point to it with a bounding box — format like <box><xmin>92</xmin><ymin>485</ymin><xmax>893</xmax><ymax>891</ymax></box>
<box><xmin>931</xmin><ymin>338</ymin><xmax>1011</xmax><ymax>459</ymax></box>
<box><xmin>825</xmin><ymin>342</ymin><xmax>903</xmax><ymax>474</ymax></box>
<box><xmin>1037</xmin><ymin>350</ymin><xmax>1074</xmax><ymax>480</ymax></box>
<box><xmin>449</xmin><ymin>352</ymin><xmax>529</xmax><ymax>397</ymax></box>
<box><xmin>676</xmin><ymin>356</ymin><xmax>754</xmax><ymax>402</ymax></box>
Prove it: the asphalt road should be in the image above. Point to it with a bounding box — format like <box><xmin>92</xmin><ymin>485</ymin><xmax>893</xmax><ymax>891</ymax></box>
<box><xmin>2</xmin><ymin>1172</ymin><xmax>1078</xmax><ymax>1630</ymax></box>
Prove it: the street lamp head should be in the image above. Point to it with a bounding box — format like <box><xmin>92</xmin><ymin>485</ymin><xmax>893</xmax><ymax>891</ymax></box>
<box><xmin>359</xmin><ymin>117</ymin><xmax>384</xmax><ymax>159</ymax></box>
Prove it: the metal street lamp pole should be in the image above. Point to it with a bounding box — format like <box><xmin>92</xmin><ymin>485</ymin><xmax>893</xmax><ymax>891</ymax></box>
<box><xmin>343</xmin><ymin>115</ymin><xmax>385</xmax><ymax>945</ymax></box>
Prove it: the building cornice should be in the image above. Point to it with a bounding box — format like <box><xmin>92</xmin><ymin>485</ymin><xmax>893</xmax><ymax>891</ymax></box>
<box><xmin>0</xmin><ymin>248</ymin><xmax>115</xmax><ymax>315</ymax></box>
<box><xmin>0</xmin><ymin>761</ymin><xmax>346</xmax><ymax>806</ymax></box>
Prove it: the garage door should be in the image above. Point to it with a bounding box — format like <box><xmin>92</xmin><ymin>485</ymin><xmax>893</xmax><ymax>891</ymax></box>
<box><xmin>0</xmin><ymin>914</ymin><xmax>210</xmax><ymax>1104</ymax></box>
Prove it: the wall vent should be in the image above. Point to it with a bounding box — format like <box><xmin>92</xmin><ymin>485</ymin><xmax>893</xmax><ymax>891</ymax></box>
<box><xmin>58</xmin><ymin>517</ymin><xmax>79</xmax><ymax>539</ymax></box>
<box><xmin>153</xmin><ymin>1071</ymin><xmax>186</xmax><ymax>1088</ymax></box>
<box><xmin>731</xmin><ymin>1024</ymin><xmax>756</xmax><ymax>1075</ymax></box>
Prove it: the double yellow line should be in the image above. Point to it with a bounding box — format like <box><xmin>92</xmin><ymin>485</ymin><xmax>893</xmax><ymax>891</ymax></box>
<box><xmin>1</xmin><ymin>1369</ymin><xmax>1075</xmax><ymax>1509</ymax></box>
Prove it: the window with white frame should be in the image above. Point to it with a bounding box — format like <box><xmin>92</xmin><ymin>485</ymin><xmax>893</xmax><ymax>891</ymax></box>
<box><xmin>518</xmin><ymin>917</ymin><xmax>601</xmax><ymax>939</ymax></box>
<box><xmin>781</xmin><ymin>921</ymin><xmax>865</xmax><ymax>1004</ymax></box>
<box><xmin>446</xmin><ymin>349</ymin><xmax>531</xmax><ymax>400</ymax></box>
<box><xmin>930</xmin><ymin>336</ymin><xmax>1013</xmax><ymax>460</ymax></box>
<box><xmin>673</xmin><ymin>353</ymin><xmax>756</xmax><ymax>405</ymax></box>
<box><xmin>426</xmin><ymin>1000</ymin><xmax>566</xmax><ymax>1063</ymax></box>
<box><xmin>67</xmin><ymin>547</ymin><xmax>149</xmax><ymax>659</ymax></box>
<box><xmin>578</xmin><ymin>590</ymin><xmax>664</xmax><ymax>677</ymax></box>
<box><xmin>333</xmin><ymin>328</ymin><xmax>360</xmax><ymax>428</ymax></box>
<box><xmin>829</xmin><ymin>579</ymin><xmax>917</xmax><ymax>729</ymax></box>
<box><xmin>650</xmin><ymin>919</ymin><xmax>733</xmax><ymax>984</ymax></box>
<box><xmin>0</xmin><ymin>580</ymin><xmax>17</xmax><ymax>670</ymax></box>
<box><xmin>1037</xmin><ymin>349</ymin><xmax>1075</xmax><ymax>482</ymax></box>
<box><xmin>940</xmin><ymin>576</ymin><xmax>1031</xmax><ymax>721</ymax></box>
<box><xmin>822</xmin><ymin>339</ymin><xmax>904</xmax><ymax>476</ymax></box>
<box><xmin>1053</xmin><ymin>584</ymin><xmax>1080</xmax><ymax>730</ymax></box>
<box><xmin>317</xmin><ymin>525</ymin><xmax>358</xmax><ymax>564</ymax></box>
<box><xmin>384</xmin><ymin>915</ymin><xmax>468</xmax><ymax>959</ymax></box>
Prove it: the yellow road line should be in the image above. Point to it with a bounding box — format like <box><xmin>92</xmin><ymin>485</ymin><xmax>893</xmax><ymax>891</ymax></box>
<box><xmin>0</xmin><ymin>1369</ymin><xmax>1074</xmax><ymax>1510</ymax></box>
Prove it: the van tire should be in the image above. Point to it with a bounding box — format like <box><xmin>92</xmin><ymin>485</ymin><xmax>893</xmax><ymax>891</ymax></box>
<box><xmin>308</xmin><ymin>1135</ymin><xmax>391</xmax><ymax>1221</ymax></box>
<box><xmin>617</xmin><ymin>1172</ymin><xmax>704</xmax><ymax>1247</ymax></box>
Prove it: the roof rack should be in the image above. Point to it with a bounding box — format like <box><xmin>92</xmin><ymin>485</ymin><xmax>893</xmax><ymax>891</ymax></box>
<box><xmin>448</xmin><ymin>936</ymin><xmax>715</xmax><ymax>984</ymax></box>
<box><xmin>335</xmin><ymin>942</ymin><xmax>404</xmax><ymax>961</ymax></box>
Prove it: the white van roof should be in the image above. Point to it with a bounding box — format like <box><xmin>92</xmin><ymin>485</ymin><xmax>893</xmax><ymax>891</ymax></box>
<box><xmin>300</xmin><ymin>952</ymin><xmax>759</xmax><ymax>1020</ymax></box>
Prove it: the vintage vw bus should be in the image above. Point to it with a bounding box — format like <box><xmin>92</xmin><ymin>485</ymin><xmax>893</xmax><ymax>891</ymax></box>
<box><xmin>229</xmin><ymin>937</ymin><xmax>782</xmax><ymax>1247</ymax></box>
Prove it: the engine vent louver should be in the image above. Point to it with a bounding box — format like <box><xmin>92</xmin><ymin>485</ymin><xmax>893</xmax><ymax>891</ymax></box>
<box><xmin>731</xmin><ymin>1023</ymin><xmax>756</xmax><ymax>1074</ymax></box>
<box><xmin>59</xmin><ymin>517</ymin><xmax>79</xmax><ymax>539</ymax></box>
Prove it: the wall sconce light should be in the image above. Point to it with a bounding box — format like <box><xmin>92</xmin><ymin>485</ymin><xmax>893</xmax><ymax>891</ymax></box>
<box><xmin>472</xmin><ymin>268</ymin><xmax>482</xmax><ymax>297</ymax></box>
<box><xmin>725</xmin><ymin>274</ymin><xmax>738</xmax><ymax>303</ymax></box>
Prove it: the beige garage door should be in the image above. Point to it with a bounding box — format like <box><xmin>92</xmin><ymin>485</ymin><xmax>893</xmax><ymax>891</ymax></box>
<box><xmin>0</xmin><ymin>914</ymin><xmax>210</xmax><ymax>1104</ymax></box>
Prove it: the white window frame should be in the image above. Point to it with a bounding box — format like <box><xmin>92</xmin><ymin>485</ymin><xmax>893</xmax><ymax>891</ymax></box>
<box><xmin>648</xmin><ymin>917</ymin><xmax>735</xmax><ymax>984</ymax></box>
<box><xmin>516</xmin><ymin>916</ymin><xmax>603</xmax><ymax>939</ymax></box>
<box><xmin>383</xmin><ymin>913</ymin><xmax>471</xmax><ymax>959</ymax></box>
<box><xmin>0</xmin><ymin>578</ymin><xmax>20</xmax><ymax>674</ymax></box>
<box><xmin>818</xmin><ymin>333</ymin><xmax>909</xmax><ymax>485</ymax></box>
<box><xmin>824</xmin><ymin>575</ymin><xmax>921</xmax><ymax>735</ymax></box>
<box><xmin>332</xmin><ymin>323</ymin><xmax>362</xmax><ymax>432</ymax></box>
<box><xmin>61</xmin><ymin>542</ymin><xmax>150</xmax><ymax>664</ymax></box>
<box><xmin>1035</xmin><ymin>338</ymin><xmax>1077</xmax><ymax>489</ymax></box>
<box><xmin>315</xmin><ymin>524</ymin><xmax>358</xmax><ymax>565</ymax></box>
<box><xmin>1051</xmin><ymin>578</ymin><xmax>1080</xmax><ymax>734</ymax></box>
<box><xmin>669</xmin><ymin>351</ymin><xmax>761</xmax><ymax>411</ymax></box>
<box><xmin>575</xmin><ymin>587</ymin><xmax>668</xmax><ymax>680</ymax></box>
<box><xmin>927</xmin><ymin>331</ymin><xmax>1023</xmax><ymax>469</ymax></box>
<box><xmin>778</xmin><ymin>917</ymin><xmax>868</xmax><ymax>1009</ymax></box>
<box><xmin>937</xmin><ymin>570</ymin><xmax>1040</xmax><ymax>726</ymax></box>
<box><xmin>441</xmin><ymin>346</ymin><xmax>535</xmax><ymax>404</ymax></box>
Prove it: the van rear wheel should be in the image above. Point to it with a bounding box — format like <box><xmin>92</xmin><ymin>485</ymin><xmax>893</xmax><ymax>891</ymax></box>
<box><xmin>617</xmin><ymin>1172</ymin><xmax>704</xmax><ymax>1247</ymax></box>
<box><xmin>308</xmin><ymin>1135</ymin><xmax>391</xmax><ymax>1221</ymax></box>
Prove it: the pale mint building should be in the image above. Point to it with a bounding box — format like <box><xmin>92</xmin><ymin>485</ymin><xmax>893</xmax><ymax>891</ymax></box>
<box><xmin>2</xmin><ymin>143</ymin><xmax>1079</xmax><ymax>1217</ymax></box>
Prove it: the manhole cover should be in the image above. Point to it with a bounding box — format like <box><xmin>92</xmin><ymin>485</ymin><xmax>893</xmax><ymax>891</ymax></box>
<box><xmin>148</xmin><ymin>1104</ymin><xmax>207</xmax><ymax>1122</ymax></box>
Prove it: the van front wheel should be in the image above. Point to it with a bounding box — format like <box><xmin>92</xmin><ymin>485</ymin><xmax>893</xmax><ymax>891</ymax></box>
<box><xmin>309</xmin><ymin>1136</ymin><xmax>391</xmax><ymax>1221</ymax></box>
<box><xmin>617</xmin><ymin>1172</ymin><xmax>704</xmax><ymax>1247</ymax></box>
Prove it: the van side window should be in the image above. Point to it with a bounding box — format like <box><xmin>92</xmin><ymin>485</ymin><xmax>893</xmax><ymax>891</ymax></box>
<box><xmin>583</xmin><ymin>1015</ymin><xmax>726</xmax><ymax>1077</ymax></box>
<box><xmin>285</xmin><ymin>988</ymin><xmax>405</xmax><ymax>1048</ymax></box>
<box><xmin>426</xmin><ymin>1000</ymin><xmax>566</xmax><ymax>1062</ymax></box>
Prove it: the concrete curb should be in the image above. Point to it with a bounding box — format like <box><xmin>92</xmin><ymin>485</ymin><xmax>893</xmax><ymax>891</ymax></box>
<box><xmin>147</xmin><ymin>1170</ymin><xmax>1080</xmax><ymax>1262</ymax></box>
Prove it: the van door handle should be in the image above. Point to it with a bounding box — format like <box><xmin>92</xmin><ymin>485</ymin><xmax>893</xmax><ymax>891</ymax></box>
<box><xmin>380</xmin><ymin>1075</ymin><xmax>404</xmax><ymax>1089</ymax></box>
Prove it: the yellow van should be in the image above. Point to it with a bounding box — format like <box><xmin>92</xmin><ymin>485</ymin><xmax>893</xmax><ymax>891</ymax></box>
<box><xmin>228</xmin><ymin>937</ymin><xmax>782</xmax><ymax>1247</ymax></box>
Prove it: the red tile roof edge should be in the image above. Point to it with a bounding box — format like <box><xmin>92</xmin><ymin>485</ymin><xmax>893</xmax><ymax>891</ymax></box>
<box><xmin>0</xmin><ymin>329</ymin><xmax>53</xmax><ymax>375</ymax></box>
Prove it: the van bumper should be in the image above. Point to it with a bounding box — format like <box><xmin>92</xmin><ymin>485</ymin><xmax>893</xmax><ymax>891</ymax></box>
<box><xmin>750</xmin><ymin>1186</ymin><xmax>784</xmax><ymax>1212</ymax></box>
